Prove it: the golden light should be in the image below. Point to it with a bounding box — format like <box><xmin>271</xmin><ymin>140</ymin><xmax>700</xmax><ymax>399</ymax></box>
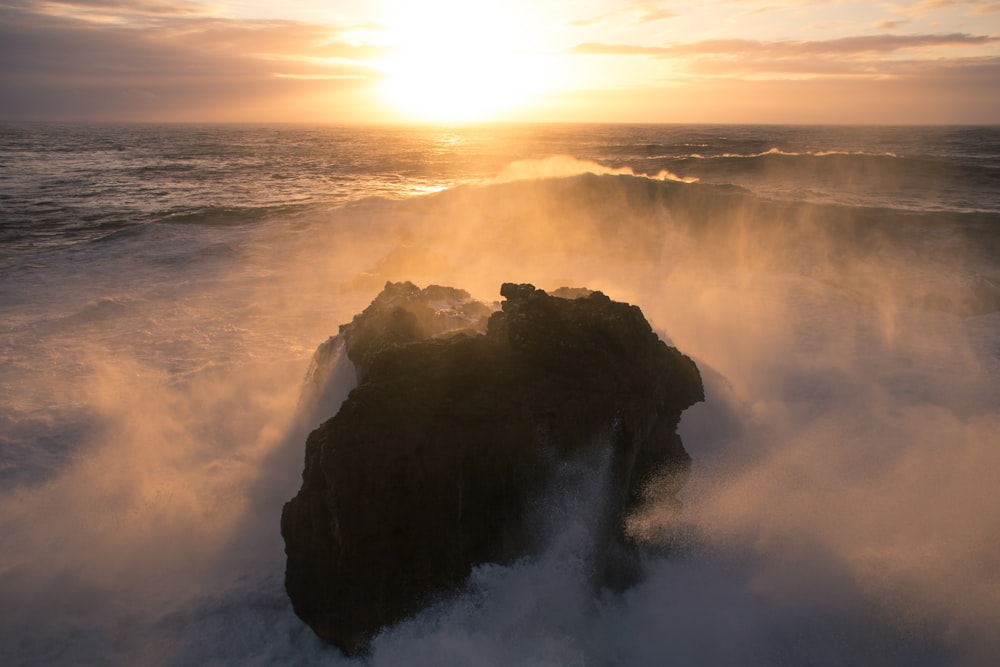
<box><xmin>375</xmin><ymin>0</ymin><xmax>553</xmax><ymax>123</ymax></box>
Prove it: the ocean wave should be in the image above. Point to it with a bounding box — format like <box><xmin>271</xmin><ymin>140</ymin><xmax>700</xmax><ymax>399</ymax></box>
<box><xmin>351</xmin><ymin>171</ymin><xmax>1000</xmax><ymax>315</ymax></box>
<box><xmin>645</xmin><ymin>150</ymin><xmax>1000</xmax><ymax>214</ymax></box>
<box><xmin>492</xmin><ymin>155</ymin><xmax>700</xmax><ymax>184</ymax></box>
<box><xmin>704</xmin><ymin>147</ymin><xmax>901</xmax><ymax>159</ymax></box>
<box><xmin>680</xmin><ymin>146</ymin><xmax>997</xmax><ymax>179</ymax></box>
<box><xmin>159</xmin><ymin>204</ymin><xmax>311</xmax><ymax>227</ymax></box>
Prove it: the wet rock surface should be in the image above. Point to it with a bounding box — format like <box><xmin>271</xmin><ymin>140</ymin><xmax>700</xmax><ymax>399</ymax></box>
<box><xmin>280</xmin><ymin>281</ymin><xmax>704</xmax><ymax>655</ymax></box>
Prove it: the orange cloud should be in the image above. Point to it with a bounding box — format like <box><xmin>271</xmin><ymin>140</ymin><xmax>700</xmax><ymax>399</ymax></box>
<box><xmin>0</xmin><ymin>3</ymin><xmax>387</xmax><ymax>121</ymax></box>
<box><xmin>569</xmin><ymin>1</ymin><xmax>675</xmax><ymax>29</ymax></box>
<box><xmin>571</xmin><ymin>33</ymin><xmax>997</xmax><ymax>58</ymax></box>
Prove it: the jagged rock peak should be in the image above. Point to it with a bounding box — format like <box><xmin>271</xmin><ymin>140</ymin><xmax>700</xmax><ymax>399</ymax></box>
<box><xmin>339</xmin><ymin>280</ymin><xmax>495</xmax><ymax>382</ymax></box>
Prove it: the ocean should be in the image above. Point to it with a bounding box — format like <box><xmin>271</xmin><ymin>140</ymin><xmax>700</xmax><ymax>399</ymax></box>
<box><xmin>1</xmin><ymin>123</ymin><xmax>999</xmax><ymax>666</ymax></box>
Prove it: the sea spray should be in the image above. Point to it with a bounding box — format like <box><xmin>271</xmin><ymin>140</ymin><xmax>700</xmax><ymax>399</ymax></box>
<box><xmin>1</xmin><ymin>124</ymin><xmax>998</xmax><ymax>665</ymax></box>
<box><xmin>368</xmin><ymin>448</ymin><xmax>616</xmax><ymax>667</ymax></box>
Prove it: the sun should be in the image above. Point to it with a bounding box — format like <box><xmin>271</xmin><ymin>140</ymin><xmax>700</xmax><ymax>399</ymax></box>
<box><xmin>375</xmin><ymin>0</ymin><xmax>552</xmax><ymax>123</ymax></box>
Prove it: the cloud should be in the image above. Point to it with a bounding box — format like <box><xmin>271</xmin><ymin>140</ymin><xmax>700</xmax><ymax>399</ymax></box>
<box><xmin>640</xmin><ymin>9</ymin><xmax>677</xmax><ymax>22</ymax></box>
<box><xmin>973</xmin><ymin>1</ymin><xmax>1000</xmax><ymax>12</ymax></box>
<box><xmin>38</xmin><ymin>0</ymin><xmax>208</xmax><ymax>11</ymax></box>
<box><xmin>570</xmin><ymin>32</ymin><xmax>1000</xmax><ymax>91</ymax></box>
<box><xmin>30</xmin><ymin>0</ymin><xmax>213</xmax><ymax>25</ymax></box>
<box><xmin>570</xmin><ymin>42</ymin><xmax>673</xmax><ymax>55</ymax></box>
<box><xmin>632</xmin><ymin>2</ymin><xmax>676</xmax><ymax>23</ymax></box>
<box><xmin>902</xmin><ymin>0</ymin><xmax>993</xmax><ymax>16</ymax></box>
<box><xmin>568</xmin><ymin>16</ymin><xmax>603</xmax><ymax>28</ymax></box>
<box><xmin>685</xmin><ymin>53</ymin><xmax>1000</xmax><ymax>80</ymax></box>
<box><xmin>156</xmin><ymin>18</ymin><xmax>387</xmax><ymax>62</ymax></box>
<box><xmin>555</xmin><ymin>52</ymin><xmax>1000</xmax><ymax>123</ymax></box>
<box><xmin>572</xmin><ymin>33</ymin><xmax>997</xmax><ymax>59</ymax></box>
<box><xmin>568</xmin><ymin>1</ymin><xmax>675</xmax><ymax>29</ymax></box>
<box><xmin>0</xmin><ymin>2</ymin><xmax>388</xmax><ymax>120</ymax></box>
<box><xmin>559</xmin><ymin>25</ymin><xmax>1000</xmax><ymax>123</ymax></box>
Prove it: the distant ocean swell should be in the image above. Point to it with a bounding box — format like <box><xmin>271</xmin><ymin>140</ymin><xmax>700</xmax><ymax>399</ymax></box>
<box><xmin>342</xmin><ymin>172</ymin><xmax>1000</xmax><ymax>315</ymax></box>
<box><xmin>632</xmin><ymin>151</ymin><xmax>1000</xmax><ymax>213</ymax></box>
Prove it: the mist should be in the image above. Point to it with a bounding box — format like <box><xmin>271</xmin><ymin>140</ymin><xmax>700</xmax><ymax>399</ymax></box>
<box><xmin>1</xmin><ymin>160</ymin><xmax>998</xmax><ymax>665</ymax></box>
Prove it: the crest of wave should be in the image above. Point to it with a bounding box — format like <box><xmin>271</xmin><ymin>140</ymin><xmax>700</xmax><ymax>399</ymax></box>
<box><xmin>494</xmin><ymin>155</ymin><xmax>698</xmax><ymax>184</ymax></box>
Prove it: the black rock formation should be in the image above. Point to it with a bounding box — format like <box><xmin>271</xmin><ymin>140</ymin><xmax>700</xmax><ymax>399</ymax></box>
<box><xmin>280</xmin><ymin>281</ymin><xmax>704</xmax><ymax>655</ymax></box>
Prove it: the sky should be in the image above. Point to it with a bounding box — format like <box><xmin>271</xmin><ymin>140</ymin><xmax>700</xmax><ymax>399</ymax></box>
<box><xmin>0</xmin><ymin>0</ymin><xmax>998</xmax><ymax>124</ymax></box>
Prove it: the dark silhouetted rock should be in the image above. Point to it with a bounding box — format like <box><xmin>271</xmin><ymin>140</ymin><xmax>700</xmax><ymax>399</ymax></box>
<box><xmin>280</xmin><ymin>281</ymin><xmax>703</xmax><ymax>655</ymax></box>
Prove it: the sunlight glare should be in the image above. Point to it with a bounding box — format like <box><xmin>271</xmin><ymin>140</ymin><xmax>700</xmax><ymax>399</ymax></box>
<box><xmin>376</xmin><ymin>0</ymin><xmax>551</xmax><ymax>123</ymax></box>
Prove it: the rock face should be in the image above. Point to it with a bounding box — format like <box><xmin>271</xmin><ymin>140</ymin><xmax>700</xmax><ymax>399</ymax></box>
<box><xmin>280</xmin><ymin>281</ymin><xmax>704</xmax><ymax>655</ymax></box>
